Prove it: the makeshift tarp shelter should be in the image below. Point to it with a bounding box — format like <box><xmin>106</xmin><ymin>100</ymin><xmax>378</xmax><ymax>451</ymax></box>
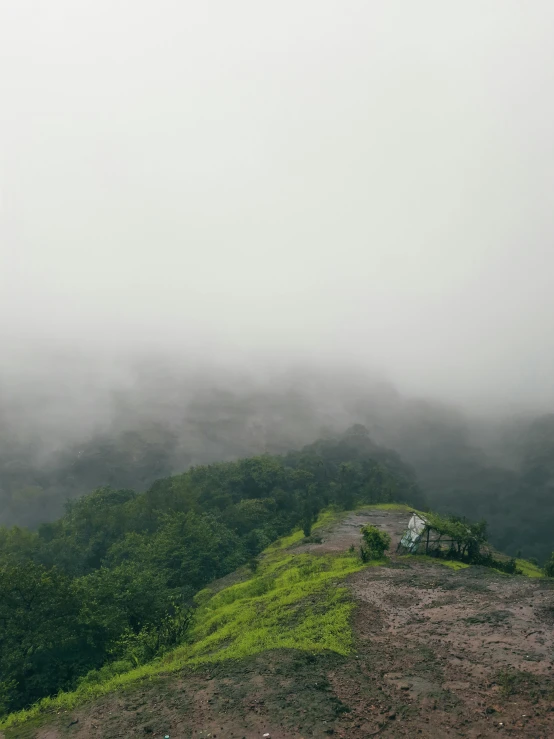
<box><xmin>398</xmin><ymin>511</ymin><xmax>484</xmax><ymax>557</ymax></box>
<box><xmin>398</xmin><ymin>510</ymin><xmax>517</xmax><ymax>572</ymax></box>
<box><xmin>397</xmin><ymin>513</ymin><xmax>427</xmax><ymax>553</ymax></box>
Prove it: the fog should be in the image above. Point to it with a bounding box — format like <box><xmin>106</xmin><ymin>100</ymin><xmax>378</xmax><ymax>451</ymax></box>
<box><xmin>2</xmin><ymin>0</ymin><xmax>554</xmax><ymax>421</ymax></box>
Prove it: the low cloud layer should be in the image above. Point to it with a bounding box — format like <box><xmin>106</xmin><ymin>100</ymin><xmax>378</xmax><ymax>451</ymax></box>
<box><xmin>1</xmin><ymin>1</ymin><xmax>554</xmax><ymax>408</ymax></box>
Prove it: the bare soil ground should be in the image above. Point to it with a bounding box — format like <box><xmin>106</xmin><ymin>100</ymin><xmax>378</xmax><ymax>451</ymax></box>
<box><xmin>297</xmin><ymin>509</ymin><xmax>409</xmax><ymax>555</ymax></box>
<box><xmin>6</xmin><ymin>509</ymin><xmax>554</xmax><ymax>739</ymax></box>
<box><xmin>336</xmin><ymin>512</ymin><xmax>554</xmax><ymax>738</ymax></box>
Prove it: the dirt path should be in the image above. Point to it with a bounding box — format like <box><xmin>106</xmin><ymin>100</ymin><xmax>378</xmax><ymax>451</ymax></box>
<box><xmin>318</xmin><ymin>508</ymin><xmax>554</xmax><ymax>737</ymax></box>
<box><xmin>297</xmin><ymin>507</ymin><xmax>409</xmax><ymax>555</ymax></box>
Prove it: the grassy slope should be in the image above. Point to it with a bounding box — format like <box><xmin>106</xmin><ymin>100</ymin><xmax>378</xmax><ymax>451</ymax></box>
<box><xmin>516</xmin><ymin>558</ymin><xmax>544</xmax><ymax>577</ymax></box>
<box><xmin>0</xmin><ymin>504</ymin><xmax>543</xmax><ymax>733</ymax></box>
<box><xmin>0</xmin><ymin>508</ymin><xmax>361</xmax><ymax>731</ymax></box>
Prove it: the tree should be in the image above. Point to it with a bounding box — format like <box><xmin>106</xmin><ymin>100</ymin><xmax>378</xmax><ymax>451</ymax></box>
<box><xmin>0</xmin><ymin>426</ymin><xmax>425</xmax><ymax>714</ymax></box>
<box><xmin>0</xmin><ymin>562</ymin><xmax>91</xmax><ymax>714</ymax></box>
<box><xmin>425</xmin><ymin>512</ymin><xmax>488</xmax><ymax>560</ymax></box>
<box><xmin>544</xmin><ymin>552</ymin><xmax>554</xmax><ymax>577</ymax></box>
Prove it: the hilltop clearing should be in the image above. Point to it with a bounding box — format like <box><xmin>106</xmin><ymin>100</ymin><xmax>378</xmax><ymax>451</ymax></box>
<box><xmin>5</xmin><ymin>507</ymin><xmax>554</xmax><ymax>739</ymax></box>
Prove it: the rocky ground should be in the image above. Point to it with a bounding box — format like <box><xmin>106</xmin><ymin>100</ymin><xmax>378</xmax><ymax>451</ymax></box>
<box><xmin>6</xmin><ymin>509</ymin><xmax>554</xmax><ymax>739</ymax></box>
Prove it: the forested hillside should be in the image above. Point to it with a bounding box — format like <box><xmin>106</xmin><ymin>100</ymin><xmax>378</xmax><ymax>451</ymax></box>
<box><xmin>384</xmin><ymin>408</ymin><xmax>554</xmax><ymax>561</ymax></box>
<box><xmin>1</xmin><ymin>372</ymin><xmax>554</xmax><ymax>560</ymax></box>
<box><xmin>0</xmin><ymin>425</ymin><xmax>423</xmax><ymax>718</ymax></box>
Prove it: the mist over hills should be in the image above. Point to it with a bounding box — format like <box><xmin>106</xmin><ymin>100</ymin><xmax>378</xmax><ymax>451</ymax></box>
<box><xmin>1</xmin><ymin>359</ymin><xmax>552</xmax><ymax>560</ymax></box>
<box><xmin>3</xmin><ymin>1</ymin><xmax>554</xmax><ymax>732</ymax></box>
<box><xmin>3</xmin><ymin>0</ymin><xmax>554</xmax><ymax>562</ymax></box>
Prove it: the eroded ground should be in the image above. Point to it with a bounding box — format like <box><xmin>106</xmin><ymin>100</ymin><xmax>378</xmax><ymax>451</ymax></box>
<box><xmin>6</xmin><ymin>509</ymin><xmax>554</xmax><ymax>739</ymax></box>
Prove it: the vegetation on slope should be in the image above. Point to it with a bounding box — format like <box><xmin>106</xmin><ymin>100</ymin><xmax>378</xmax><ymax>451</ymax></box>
<box><xmin>0</xmin><ymin>508</ymin><xmax>374</xmax><ymax>732</ymax></box>
<box><xmin>0</xmin><ymin>426</ymin><xmax>423</xmax><ymax>719</ymax></box>
<box><xmin>188</xmin><ymin>551</ymin><xmax>366</xmax><ymax>663</ymax></box>
<box><xmin>1</xmin><ymin>503</ymin><xmax>547</xmax><ymax>733</ymax></box>
<box><xmin>2</xmin><ymin>374</ymin><xmax>554</xmax><ymax>561</ymax></box>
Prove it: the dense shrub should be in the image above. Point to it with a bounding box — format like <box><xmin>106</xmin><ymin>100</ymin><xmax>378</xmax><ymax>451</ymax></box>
<box><xmin>360</xmin><ymin>525</ymin><xmax>391</xmax><ymax>561</ymax></box>
<box><xmin>544</xmin><ymin>553</ymin><xmax>554</xmax><ymax>577</ymax></box>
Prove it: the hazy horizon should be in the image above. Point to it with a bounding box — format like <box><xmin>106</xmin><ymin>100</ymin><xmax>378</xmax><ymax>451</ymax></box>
<box><xmin>2</xmin><ymin>1</ymin><xmax>554</xmax><ymax>410</ymax></box>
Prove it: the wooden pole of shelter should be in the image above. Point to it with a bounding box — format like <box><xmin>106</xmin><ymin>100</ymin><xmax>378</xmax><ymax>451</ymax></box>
<box><xmin>425</xmin><ymin>527</ymin><xmax>430</xmax><ymax>554</ymax></box>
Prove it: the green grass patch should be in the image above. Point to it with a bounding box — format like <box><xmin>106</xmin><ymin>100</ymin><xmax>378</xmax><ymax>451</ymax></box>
<box><xmin>266</xmin><ymin>528</ymin><xmax>305</xmax><ymax>551</ymax></box>
<box><xmin>516</xmin><ymin>559</ymin><xmax>544</xmax><ymax>578</ymax></box>
<box><xmin>266</xmin><ymin>507</ymin><xmax>347</xmax><ymax>551</ymax></box>
<box><xmin>436</xmin><ymin>559</ymin><xmax>470</xmax><ymax>571</ymax></box>
<box><xmin>399</xmin><ymin>554</ymin><xmax>470</xmax><ymax>571</ymax></box>
<box><xmin>401</xmin><ymin>554</ymin><xmax>544</xmax><ymax>578</ymax></box>
<box><xmin>360</xmin><ymin>503</ymin><xmax>414</xmax><ymax>512</ymax></box>
<box><xmin>313</xmin><ymin>507</ymin><xmax>347</xmax><ymax>528</ymax></box>
<box><xmin>0</xmin><ymin>518</ymin><xmax>370</xmax><ymax>732</ymax></box>
<box><xmin>184</xmin><ymin>552</ymin><xmax>365</xmax><ymax>664</ymax></box>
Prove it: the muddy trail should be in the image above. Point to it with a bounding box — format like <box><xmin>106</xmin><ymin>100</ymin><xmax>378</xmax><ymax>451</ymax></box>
<box><xmin>8</xmin><ymin>509</ymin><xmax>554</xmax><ymax>739</ymax></box>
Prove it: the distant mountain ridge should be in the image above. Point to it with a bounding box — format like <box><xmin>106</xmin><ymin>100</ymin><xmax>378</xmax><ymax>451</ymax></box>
<box><xmin>0</xmin><ymin>370</ymin><xmax>553</xmax><ymax>559</ymax></box>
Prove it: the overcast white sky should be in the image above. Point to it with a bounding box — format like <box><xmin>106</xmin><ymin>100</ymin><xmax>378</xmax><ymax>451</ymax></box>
<box><xmin>1</xmin><ymin>1</ymin><xmax>554</xmax><ymax>407</ymax></box>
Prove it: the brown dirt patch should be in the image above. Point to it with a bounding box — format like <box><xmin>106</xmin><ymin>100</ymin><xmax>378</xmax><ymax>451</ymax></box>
<box><xmin>296</xmin><ymin>507</ymin><xmax>409</xmax><ymax>555</ymax></box>
<box><xmin>332</xmin><ymin>510</ymin><xmax>554</xmax><ymax>737</ymax></box>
